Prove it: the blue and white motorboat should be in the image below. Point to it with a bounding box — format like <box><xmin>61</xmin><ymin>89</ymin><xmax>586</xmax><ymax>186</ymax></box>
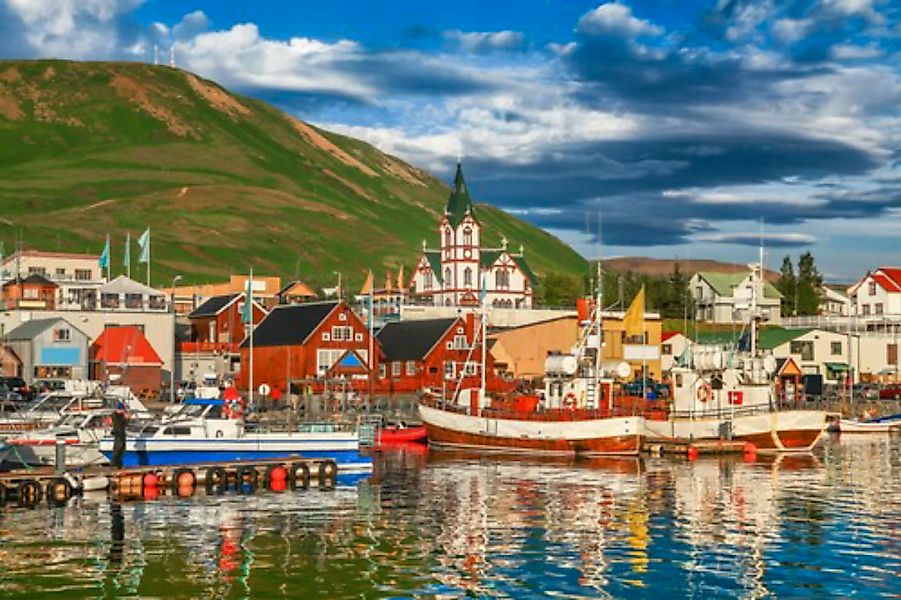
<box><xmin>99</xmin><ymin>398</ymin><xmax>372</xmax><ymax>473</ymax></box>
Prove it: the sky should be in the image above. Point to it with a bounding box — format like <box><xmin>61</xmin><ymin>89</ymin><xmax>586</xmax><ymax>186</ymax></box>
<box><xmin>1</xmin><ymin>0</ymin><xmax>899</xmax><ymax>281</ymax></box>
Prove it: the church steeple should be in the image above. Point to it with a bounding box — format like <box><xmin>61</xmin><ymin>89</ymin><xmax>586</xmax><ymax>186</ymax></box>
<box><xmin>444</xmin><ymin>161</ymin><xmax>475</xmax><ymax>227</ymax></box>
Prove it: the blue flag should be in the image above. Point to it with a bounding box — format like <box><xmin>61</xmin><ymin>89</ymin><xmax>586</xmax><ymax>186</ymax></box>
<box><xmin>123</xmin><ymin>231</ymin><xmax>131</xmax><ymax>268</ymax></box>
<box><xmin>242</xmin><ymin>274</ymin><xmax>253</xmax><ymax>324</ymax></box>
<box><xmin>99</xmin><ymin>236</ymin><xmax>110</xmax><ymax>269</ymax></box>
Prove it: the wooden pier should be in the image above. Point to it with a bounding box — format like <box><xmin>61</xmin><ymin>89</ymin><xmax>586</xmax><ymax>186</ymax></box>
<box><xmin>643</xmin><ymin>439</ymin><xmax>753</xmax><ymax>458</ymax></box>
<box><xmin>0</xmin><ymin>457</ymin><xmax>340</xmax><ymax>507</ymax></box>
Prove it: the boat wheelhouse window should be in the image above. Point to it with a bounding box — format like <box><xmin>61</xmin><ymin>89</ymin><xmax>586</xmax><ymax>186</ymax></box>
<box><xmin>164</xmin><ymin>426</ymin><xmax>192</xmax><ymax>436</ymax></box>
<box><xmin>206</xmin><ymin>405</ymin><xmax>224</xmax><ymax>419</ymax></box>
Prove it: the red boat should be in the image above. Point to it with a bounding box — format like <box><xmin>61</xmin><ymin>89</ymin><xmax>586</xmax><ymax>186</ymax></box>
<box><xmin>377</xmin><ymin>425</ymin><xmax>427</xmax><ymax>445</ymax></box>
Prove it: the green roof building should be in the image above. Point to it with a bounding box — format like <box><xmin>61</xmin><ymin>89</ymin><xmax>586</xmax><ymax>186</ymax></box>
<box><xmin>690</xmin><ymin>270</ymin><xmax>783</xmax><ymax>325</ymax></box>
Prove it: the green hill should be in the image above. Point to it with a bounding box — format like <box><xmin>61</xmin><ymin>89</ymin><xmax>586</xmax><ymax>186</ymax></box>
<box><xmin>0</xmin><ymin>60</ymin><xmax>587</xmax><ymax>289</ymax></box>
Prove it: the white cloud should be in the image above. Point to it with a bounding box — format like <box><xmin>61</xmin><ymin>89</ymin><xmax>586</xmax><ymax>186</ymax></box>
<box><xmin>693</xmin><ymin>231</ymin><xmax>818</xmax><ymax>245</ymax></box>
<box><xmin>819</xmin><ymin>0</ymin><xmax>884</xmax><ymax>24</ymax></box>
<box><xmin>444</xmin><ymin>29</ymin><xmax>525</xmax><ymax>52</ymax></box>
<box><xmin>576</xmin><ymin>3</ymin><xmax>662</xmax><ymax>38</ymax></box>
<box><xmin>172</xmin><ymin>10</ymin><xmax>209</xmax><ymax>40</ymax></box>
<box><xmin>830</xmin><ymin>42</ymin><xmax>883</xmax><ymax>59</ymax></box>
<box><xmin>771</xmin><ymin>17</ymin><xmax>813</xmax><ymax>43</ymax></box>
<box><xmin>4</xmin><ymin>0</ymin><xmax>146</xmax><ymax>59</ymax></box>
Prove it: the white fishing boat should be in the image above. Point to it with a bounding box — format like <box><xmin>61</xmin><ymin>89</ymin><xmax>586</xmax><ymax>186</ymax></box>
<box><xmin>98</xmin><ymin>398</ymin><xmax>373</xmax><ymax>473</ymax></box>
<box><xmin>837</xmin><ymin>414</ymin><xmax>901</xmax><ymax>434</ymax></box>
<box><xmin>643</xmin><ymin>253</ymin><xmax>829</xmax><ymax>452</ymax></box>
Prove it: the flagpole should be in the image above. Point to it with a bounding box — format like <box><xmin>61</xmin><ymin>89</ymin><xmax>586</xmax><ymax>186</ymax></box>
<box><xmin>125</xmin><ymin>232</ymin><xmax>131</xmax><ymax>279</ymax></box>
<box><xmin>147</xmin><ymin>227</ymin><xmax>151</xmax><ymax>287</ymax></box>
<box><xmin>368</xmin><ymin>269</ymin><xmax>374</xmax><ymax>408</ymax></box>
<box><xmin>249</xmin><ymin>268</ymin><xmax>254</xmax><ymax>406</ymax></box>
<box><xmin>107</xmin><ymin>234</ymin><xmax>111</xmax><ymax>282</ymax></box>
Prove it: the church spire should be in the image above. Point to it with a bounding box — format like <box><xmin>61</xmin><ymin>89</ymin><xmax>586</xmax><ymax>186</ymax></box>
<box><xmin>445</xmin><ymin>161</ymin><xmax>475</xmax><ymax>227</ymax></box>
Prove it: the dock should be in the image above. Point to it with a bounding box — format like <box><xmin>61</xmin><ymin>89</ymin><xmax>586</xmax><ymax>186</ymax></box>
<box><xmin>0</xmin><ymin>457</ymin><xmax>339</xmax><ymax>507</ymax></box>
<box><xmin>644</xmin><ymin>439</ymin><xmax>754</xmax><ymax>458</ymax></box>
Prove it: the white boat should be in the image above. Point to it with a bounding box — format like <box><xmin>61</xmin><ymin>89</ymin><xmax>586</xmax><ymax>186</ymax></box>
<box><xmin>0</xmin><ymin>386</ymin><xmax>147</xmax><ymax>435</ymax></box>
<box><xmin>838</xmin><ymin>415</ymin><xmax>901</xmax><ymax>434</ymax></box>
<box><xmin>98</xmin><ymin>398</ymin><xmax>373</xmax><ymax>473</ymax></box>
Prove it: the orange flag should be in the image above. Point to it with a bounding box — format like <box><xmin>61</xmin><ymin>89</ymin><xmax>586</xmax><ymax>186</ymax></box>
<box><xmin>360</xmin><ymin>271</ymin><xmax>373</xmax><ymax>295</ymax></box>
<box><xmin>396</xmin><ymin>265</ymin><xmax>405</xmax><ymax>290</ymax></box>
<box><xmin>623</xmin><ymin>286</ymin><xmax>645</xmax><ymax>338</ymax></box>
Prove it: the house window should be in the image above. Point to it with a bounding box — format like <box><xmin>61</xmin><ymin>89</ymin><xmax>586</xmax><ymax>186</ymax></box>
<box><xmin>463</xmin><ymin>227</ymin><xmax>472</xmax><ymax>246</ymax></box>
<box><xmin>392</xmin><ymin>362</ymin><xmax>401</xmax><ymax>376</ymax></box>
<box><xmin>331</xmin><ymin>326</ymin><xmax>353</xmax><ymax>341</ymax></box>
<box><xmin>24</xmin><ymin>288</ymin><xmax>38</xmax><ymax>299</ymax></box>
<box><xmin>464</xmin><ymin>361</ymin><xmax>478</xmax><ymax>376</ymax></box>
<box><xmin>875</xmin><ymin>303</ymin><xmax>884</xmax><ymax>315</ymax></box>
<box><xmin>444</xmin><ymin>361</ymin><xmax>456</xmax><ymax>380</ymax></box>
<box><xmin>406</xmin><ymin>360</ymin><xmax>416</xmax><ymax>375</ymax></box>
<box><xmin>27</xmin><ymin>266</ymin><xmax>46</xmax><ymax>276</ymax></box>
<box><xmin>379</xmin><ymin>363</ymin><xmax>386</xmax><ymax>378</ymax></box>
<box><xmin>789</xmin><ymin>340</ymin><xmax>814</xmax><ymax>361</ymax></box>
<box><xmin>831</xmin><ymin>341</ymin><xmax>842</xmax><ymax>355</ymax></box>
<box><xmin>322</xmin><ymin>332</ymin><xmax>331</xmax><ymax>341</ymax></box>
<box><xmin>338</xmin><ymin>313</ymin><xmax>347</xmax><ymax>321</ymax></box>
<box><xmin>662</xmin><ymin>344</ymin><xmax>672</xmax><ymax>356</ymax></box>
<box><xmin>75</xmin><ymin>269</ymin><xmax>91</xmax><ymax>281</ymax></box>
<box><xmin>862</xmin><ymin>304</ymin><xmax>871</xmax><ymax>316</ymax></box>
<box><xmin>125</xmin><ymin>293</ymin><xmax>143</xmax><ymax>309</ymax></box>
<box><xmin>888</xmin><ymin>344</ymin><xmax>898</xmax><ymax>366</ymax></box>
<box><xmin>53</xmin><ymin>328</ymin><xmax>71</xmax><ymax>341</ymax></box>
<box><xmin>316</xmin><ymin>349</ymin><xmax>344</xmax><ymax>375</ymax></box>
<box><xmin>495</xmin><ymin>270</ymin><xmax>509</xmax><ymax>288</ymax></box>
<box><xmin>464</xmin><ymin>268</ymin><xmax>472</xmax><ymax>287</ymax></box>
<box><xmin>695</xmin><ymin>286</ymin><xmax>703</xmax><ymax>299</ymax></box>
<box><xmin>55</xmin><ymin>268</ymin><xmax>66</xmax><ymax>277</ymax></box>
<box><xmin>101</xmin><ymin>293</ymin><xmax>119</xmax><ymax>309</ymax></box>
<box><xmin>868</xmin><ymin>281</ymin><xmax>876</xmax><ymax>296</ymax></box>
<box><xmin>453</xmin><ymin>335</ymin><xmax>468</xmax><ymax>349</ymax></box>
<box><xmin>355</xmin><ymin>333</ymin><xmax>363</xmax><ymax>342</ymax></box>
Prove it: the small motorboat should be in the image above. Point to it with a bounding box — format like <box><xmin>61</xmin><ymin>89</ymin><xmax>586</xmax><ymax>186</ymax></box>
<box><xmin>377</xmin><ymin>423</ymin><xmax>427</xmax><ymax>445</ymax></box>
<box><xmin>838</xmin><ymin>413</ymin><xmax>901</xmax><ymax>434</ymax></box>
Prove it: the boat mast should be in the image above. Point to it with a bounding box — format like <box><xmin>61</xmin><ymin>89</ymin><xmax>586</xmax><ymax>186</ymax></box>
<box><xmin>594</xmin><ymin>214</ymin><xmax>603</xmax><ymax>408</ymax></box>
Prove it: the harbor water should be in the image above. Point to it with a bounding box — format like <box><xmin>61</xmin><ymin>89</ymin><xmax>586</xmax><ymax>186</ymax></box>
<box><xmin>0</xmin><ymin>434</ymin><xmax>897</xmax><ymax>599</ymax></box>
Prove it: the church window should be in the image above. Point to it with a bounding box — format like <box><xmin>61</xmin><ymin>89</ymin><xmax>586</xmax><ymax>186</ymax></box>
<box><xmin>463</xmin><ymin>227</ymin><xmax>472</xmax><ymax>246</ymax></box>
<box><xmin>444</xmin><ymin>267</ymin><xmax>452</xmax><ymax>287</ymax></box>
<box><xmin>444</xmin><ymin>228</ymin><xmax>452</xmax><ymax>247</ymax></box>
<box><xmin>464</xmin><ymin>268</ymin><xmax>472</xmax><ymax>287</ymax></box>
<box><xmin>495</xmin><ymin>270</ymin><xmax>509</xmax><ymax>288</ymax></box>
<box><xmin>424</xmin><ymin>271</ymin><xmax>432</xmax><ymax>290</ymax></box>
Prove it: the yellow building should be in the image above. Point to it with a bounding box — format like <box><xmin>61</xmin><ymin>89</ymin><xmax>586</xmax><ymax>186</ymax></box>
<box><xmin>600</xmin><ymin>310</ymin><xmax>663</xmax><ymax>381</ymax></box>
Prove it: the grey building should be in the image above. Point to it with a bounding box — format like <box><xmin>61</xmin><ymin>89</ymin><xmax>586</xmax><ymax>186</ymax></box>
<box><xmin>3</xmin><ymin>317</ymin><xmax>89</xmax><ymax>383</ymax></box>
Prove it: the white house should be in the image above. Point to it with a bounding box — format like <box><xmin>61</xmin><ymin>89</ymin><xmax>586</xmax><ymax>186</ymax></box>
<box><xmin>819</xmin><ymin>285</ymin><xmax>851</xmax><ymax>317</ymax></box>
<box><xmin>412</xmin><ymin>163</ymin><xmax>535</xmax><ymax>309</ymax></box>
<box><xmin>847</xmin><ymin>267</ymin><xmax>901</xmax><ymax>317</ymax></box>
<box><xmin>690</xmin><ymin>271</ymin><xmax>782</xmax><ymax>325</ymax></box>
<box><xmin>761</xmin><ymin>328</ymin><xmax>851</xmax><ymax>384</ymax></box>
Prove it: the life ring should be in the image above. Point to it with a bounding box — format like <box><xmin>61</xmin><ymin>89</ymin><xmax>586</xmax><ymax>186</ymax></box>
<box><xmin>17</xmin><ymin>479</ymin><xmax>42</xmax><ymax>507</ymax></box>
<box><xmin>697</xmin><ymin>382</ymin><xmax>712</xmax><ymax>403</ymax></box>
<box><xmin>318</xmin><ymin>460</ymin><xmax>338</xmax><ymax>490</ymax></box>
<box><xmin>563</xmin><ymin>393</ymin><xmax>577</xmax><ymax>409</ymax></box>
<box><xmin>289</xmin><ymin>462</ymin><xmax>311</xmax><ymax>490</ymax></box>
<box><xmin>46</xmin><ymin>477</ymin><xmax>72</xmax><ymax>505</ymax></box>
<box><xmin>205</xmin><ymin>466</ymin><xmax>229</xmax><ymax>494</ymax></box>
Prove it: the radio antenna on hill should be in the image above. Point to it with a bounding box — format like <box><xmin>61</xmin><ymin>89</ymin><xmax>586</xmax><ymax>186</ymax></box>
<box><xmin>153</xmin><ymin>45</ymin><xmax>159</xmax><ymax>65</ymax></box>
<box><xmin>168</xmin><ymin>46</ymin><xmax>175</xmax><ymax>68</ymax></box>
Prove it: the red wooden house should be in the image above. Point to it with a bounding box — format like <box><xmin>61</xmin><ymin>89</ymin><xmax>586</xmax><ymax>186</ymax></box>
<box><xmin>1</xmin><ymin>274</ymin><xmax>58</xmax><ymax>310</ymax></box>
<box><xmin>236</xmin><ymin>300</ymin><xmax>373</xmax><ymax>393</ymax></box>
<box><xmin>186</xmin><ymin>293</ymin><xmax>267</xmax><ymax>350</ymax></box>
<box><xmin>374</xmin><ymin>315</ymin><xmax>507</xmax><ymax>395</ymax></box>
<box><xmin>90</xmin><ymin>326</ymin><xmax>163</xmax><ymax>395</ymax></box>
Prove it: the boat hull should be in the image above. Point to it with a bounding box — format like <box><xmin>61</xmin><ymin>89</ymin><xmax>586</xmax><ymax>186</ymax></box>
<box><xmin>377</xmin><ymin>426</ymin><xmax>427</xmax><ymax>445</ymax></box>
<box><xmin>419</xmin><ymin>404</ymin><xmax>643</xmax><ymax>456</ymax></box>
<box><xmin>838</xmin><ymin>419</ymin><xmax>901</xmax><ymax>434</ymax></box>
<box><xmin>1</xmin><ymin>438</ymin><xmax>106</xmax><ymax>467</ymax></box>
<box><xmin>99</xmin><ymin>435</ymin><xmax>373</xmax><ymax>473</ymax></box>
<box><xmin>644</xmin><ymin>410</ymin><xmax>829</xmax><ymax>452</ymax></box>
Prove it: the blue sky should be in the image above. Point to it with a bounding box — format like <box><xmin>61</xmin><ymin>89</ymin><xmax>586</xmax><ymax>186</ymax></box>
<box><xmin>1</xmin><ymin>0</ymin><xmax>898</xmax><ymax>281</ymax></box>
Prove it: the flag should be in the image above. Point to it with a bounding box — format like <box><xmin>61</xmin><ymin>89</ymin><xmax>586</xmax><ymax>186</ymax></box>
<box><xmin>623</xmin><ymin>285</ymin><xmax>645</xmax><ymax>338</ymax></box>
<box><xmin>99</xmin><ymin>235</ymin><xmax>110</xmax><ymax>269</ymax></box>
<box><xmin>242</xmin><ymin>274</ymin><xmax>253</xmax><ymax>324</ymax></box>
<box><xmin>123</xmin><ymin>231</ymin><xmax>131</xmax><ymax>268</ymax></box>
<box><xmin>137</xmin><ymin>228</ymin><xmax>150</xmax><ymax>263</ymax></box>
<box><xmin>396</xmin><ymin>265</ymin><xmax>405</xmax><ymax>290</ymax></box>
<box><xmin>360</xmin><ymin>271</ymin><xmax>373</xmax><ymax>295</ymax></box>
<box><xmin>385</xmin><ymin>270</ymin><xmax>393</xmax><ymax>292</ymax></box>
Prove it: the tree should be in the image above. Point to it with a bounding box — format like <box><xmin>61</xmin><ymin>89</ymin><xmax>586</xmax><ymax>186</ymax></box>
<box><xmin>662</xmin><ymin>263</ymin><xmax>689</xmax><ymax>319</ymax></box>
<box><xmin>776</xmin><ymin>255</ymin><xmax>797</xmax><ymax>316</ymax></box>
<box><xmin>796</xmin><ymin>251</ymin><xmax>822</xmax><ymax>315</ymax></box>
<box><xmin>537</xmin><ymin>272</ymin><xmax>583</xmax><ymax>308</ymax></box>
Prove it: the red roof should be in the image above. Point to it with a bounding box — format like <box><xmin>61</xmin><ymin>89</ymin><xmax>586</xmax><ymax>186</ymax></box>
<box><xmin>872</xmin><ymin>273</ymin><xmax>901</xmax><ymax>294</ymax></box>
<box><xmin>91</xmin><ymin>326</ymin><xmax>162</xmax><ymax>365</ymax></box>
<box><xmin>661</xmin><ymin>331</ymin><xmax>682</xmax><ymax>342</ymax></box>
<box><xmin>879</xmin><ymin>268</ymin><xmax>901</xmax><ymax>291</ymax></box>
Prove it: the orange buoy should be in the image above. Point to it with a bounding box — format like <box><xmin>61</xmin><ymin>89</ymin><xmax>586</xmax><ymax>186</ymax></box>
<box><xmin>143</xmin><ymin>473</ymin><xmax>159</xmax><ymax>488</ymax></box>
<box><xmin>743</xmin><ymin>442</ymin><xmax>757</xmax><ymax>463</ymax></box>
<box><xmin>270</xmin><ymin>478</ymin><xmax>287</xmax><ymax>492</ymax></box>
<box><xmin>177</xmin><ymin>484</ymin><xmax>194</xmax><ymax>498</ymax></box>
<box><xmin>144</xmin><ymin>485</ymin><xmax>160</xmax><ymax>501</ymax></box>
<box><xmin>268</xmin><ymin>466</ymin><xmax>287</xmax><ymax>486</ymax></box>
<box><xmin>686</xmin><ymin>446</ymin><xmax>699</xmax><ymax>461</ymax></box>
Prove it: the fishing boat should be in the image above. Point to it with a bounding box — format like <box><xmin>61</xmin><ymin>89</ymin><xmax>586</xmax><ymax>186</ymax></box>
<box><xmin>98</xmin><ymin>398</ymin><xmax>373</xmax><ymax>473</ymax></box>
<box><xmin>0</xmin><ymin>386</ymin><xmax>146</xmax><ymax>434</ymax></box>
<box><xmin>377</xmin><ymin>422</ymin><xmax>428</xmax><ymax>445</ymax></box>
<box><xmin>643</xmin><ymin>255</ymin><xmax>829</xmax><ymax>452</ymax></box>
<box><xmin>419</xmin><ymin>269</ymin><xmax>644</xmax><ymax>456</ymax></box>
<box><xmin>836</xmin><ymin>413</ymin><xmax>901</xmax><ymax>433</ymax></box>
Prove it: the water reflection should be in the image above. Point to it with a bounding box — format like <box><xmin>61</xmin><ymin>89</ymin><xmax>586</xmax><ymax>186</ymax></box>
<box><xmin>0</xmin><ymin>435</ymin><xmax>897</xmax><ymax>598</ymax></box>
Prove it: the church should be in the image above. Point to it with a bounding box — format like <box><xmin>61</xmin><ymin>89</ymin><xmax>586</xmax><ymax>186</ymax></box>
<box><xmin>412</xmin><ymin>163</ymin><xmax>535</xmax><ymax>308</ymax></box>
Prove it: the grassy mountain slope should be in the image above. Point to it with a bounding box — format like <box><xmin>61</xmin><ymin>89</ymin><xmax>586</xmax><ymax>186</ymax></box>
<box><xmin>0</xmin><ymin>60</ymin><xmax>587</xmax><ymax>288</ymax></box>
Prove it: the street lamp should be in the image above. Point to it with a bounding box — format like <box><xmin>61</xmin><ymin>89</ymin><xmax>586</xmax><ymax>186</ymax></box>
<box><xmin>170</xmin><ymin>274</ymin><xmax>182</xmax><ymax>403</ymax></box>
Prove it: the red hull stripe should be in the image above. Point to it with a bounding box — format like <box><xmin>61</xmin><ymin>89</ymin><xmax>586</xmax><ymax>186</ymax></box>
<box><xmin>736</xmin><ymin>429</ymin><xmax>822</xmax><ymax>451</ymax></box>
